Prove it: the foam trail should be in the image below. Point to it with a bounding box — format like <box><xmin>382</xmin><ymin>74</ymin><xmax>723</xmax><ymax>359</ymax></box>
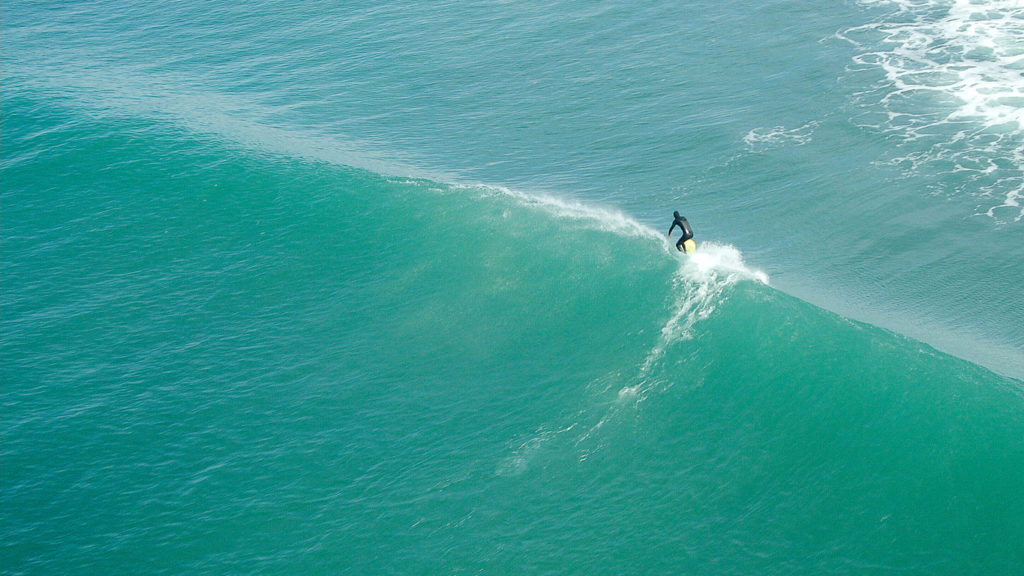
<box><xmin>500</xmin><ymin>241</ymin><xmax>770</xmax><ymax>473</ymax></box>
<box><xmin>624</xmin><ymin>242</ymin><xmax>769</xmax><ymax>396</ymax></box>
<box><xmin>560</xmin><ymin>242</ymin><xmax>771</xmax><ymax>468</ymax></box>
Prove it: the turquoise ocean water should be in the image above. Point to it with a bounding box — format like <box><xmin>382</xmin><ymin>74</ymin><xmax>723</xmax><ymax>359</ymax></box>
<box><xmin>4</xmin><ymin>0</ymin><xmax>1024</xmax><ymax>573</ymax></box>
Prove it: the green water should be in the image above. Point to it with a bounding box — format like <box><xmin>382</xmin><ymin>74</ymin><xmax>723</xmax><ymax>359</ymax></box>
<box><xmin>4</xmin><ymin>0</ymin><xmax>1024</xmax><ymax>574</ymax></box>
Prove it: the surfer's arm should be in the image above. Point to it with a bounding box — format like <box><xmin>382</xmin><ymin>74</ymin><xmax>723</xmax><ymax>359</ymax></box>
<box><xmin>668</xmin><ymin>222</ymin><xmax>678</xmax><ymax>237</ymax></box>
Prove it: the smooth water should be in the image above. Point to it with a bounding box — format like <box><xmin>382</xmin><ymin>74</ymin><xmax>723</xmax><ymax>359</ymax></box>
<box><xmin>4</xmin><ymin>1</ymin><xmax>1023</xmax><ymax>574</ymax></box>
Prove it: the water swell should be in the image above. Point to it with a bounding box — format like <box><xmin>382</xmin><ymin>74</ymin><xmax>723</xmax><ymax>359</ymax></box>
<box><xmin>69</xmin><ymin>74</ymin><xmax>784</xmax><ymax>473</ymax></box>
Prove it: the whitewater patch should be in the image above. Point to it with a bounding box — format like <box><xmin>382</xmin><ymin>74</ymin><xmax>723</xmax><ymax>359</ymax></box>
<box><xmin>846</xmin><ymin>0</ymin><xmax>1024</xmax><ymax>132</ymax></box>
<box><xmin>840</xmin><ymin>0</ymin><xmax>1024</xmax><ymax>222</ymax></box>
<box><xmin>743</xmin><ymin>122</ymin><xmax>819</xmax><ymax>152</ymax></box>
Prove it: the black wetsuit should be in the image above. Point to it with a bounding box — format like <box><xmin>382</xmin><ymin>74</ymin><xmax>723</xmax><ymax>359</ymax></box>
<box><xmin>669</xmin><ymin>215</ymin><xmax>694</xmax><ymax>252</ymax></box>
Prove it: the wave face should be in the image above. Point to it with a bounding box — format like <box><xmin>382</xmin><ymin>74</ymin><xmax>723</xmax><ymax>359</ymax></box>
<box><xmin>4</xmin><ymin>0</ymin><xmax>1024</xmax><ymax>574</ymax></box>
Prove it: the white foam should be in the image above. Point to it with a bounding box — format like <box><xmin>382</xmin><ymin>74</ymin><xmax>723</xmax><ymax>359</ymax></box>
<box><xmin>743</xmin><ymin>121</ymin><xmax>819</xmax><ymax>152</ymax></box>
<box><xmin>682</xmin><ymin>242</ymin><xmax>771</xmax><ymax>287</ymax></box>
<box><xmin>851</xmin><ymin>0</ymin><xmax>1024</xmax><ymax>128</ymax></box>
<box><xmin>841</xmin><ymin>0</ymin><xmax>1024</xmax><ymax>221</ymax></box>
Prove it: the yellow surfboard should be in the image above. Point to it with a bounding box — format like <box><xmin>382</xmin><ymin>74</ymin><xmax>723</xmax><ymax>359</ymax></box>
<box><xmin>682</xmin><ymin>239</ymin><xmax>697</xmax><ymax>253</ymax></box>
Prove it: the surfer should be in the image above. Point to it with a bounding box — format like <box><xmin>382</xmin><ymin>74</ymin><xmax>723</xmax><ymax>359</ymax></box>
<box><xmin>668</xmin><ymin>211</ymin><xmax>695</xmax><ymax>252</ymax></box>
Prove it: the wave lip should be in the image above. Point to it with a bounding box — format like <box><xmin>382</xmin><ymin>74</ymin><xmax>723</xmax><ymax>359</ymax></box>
<box><xmin>682</xmin><ymin>241</ymin><xmax>770</xmax><ymax>286</ymax></box>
